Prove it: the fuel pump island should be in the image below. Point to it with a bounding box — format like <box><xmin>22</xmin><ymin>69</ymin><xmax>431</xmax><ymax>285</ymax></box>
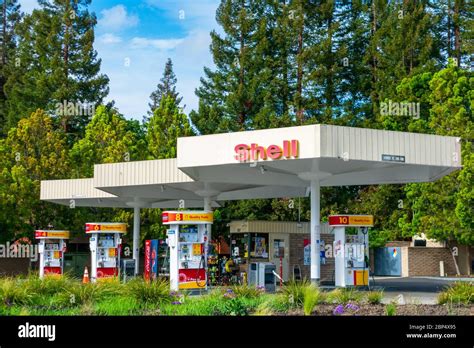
<box><xmin>162</xmin><ymin>211</ymin><xmax>213</xmax><ymax>291</ymax></box>
<box><xmin>329</xmin><ymin>215</ymin><xmax>373</xmax><ymax>287</ymax></box>
<box><xmin>85</xmin><ymin>222</ymin><xmax>126</xmax><ymax>282</ymax></box>
<box><xmin>35</xmin><ymin>230</ymin><xmax>70</xmax><ymax>278</ymax></box>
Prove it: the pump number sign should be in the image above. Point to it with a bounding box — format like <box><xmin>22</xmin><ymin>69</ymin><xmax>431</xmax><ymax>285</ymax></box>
<box><xmin>162</xmin><ymin>211</ymin><xmax>213</xmax><ymax>225</ymax></box>
<box><xmin>85</xmin><ymin>223</ymin><xmax>127</xmax><ymax>233</ymax></box>
<box><xmin>35</xmin><ymin>230</ymin><xmax>70</xmax><ymax>239</ymax></box>
<box><xmin>328</xmin><ymin>215</ymin><xmax>373</xmax><ymax>227</ymax></box>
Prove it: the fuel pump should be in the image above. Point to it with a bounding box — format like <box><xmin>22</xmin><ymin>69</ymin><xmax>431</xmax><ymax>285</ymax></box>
<box><xmin>329</xmin><ymin>215</ymin><xmax>373</xmax><ymax>287</ymax></box>
<box><xmin>162</xmin><ymin>211</ymin><xmax>213</xmax><ymax>291</ymax></box>
<box><xmin>85</xmin><ymin>222</ymin><xmax>126</xmax><ymax>282</ymax></box>
<box><xmin>35</xmin><ymin>230</ymin><xmax>70</xmax><ymax>278</ymax></box>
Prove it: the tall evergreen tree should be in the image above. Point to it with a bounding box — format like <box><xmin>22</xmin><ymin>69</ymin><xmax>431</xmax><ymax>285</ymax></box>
<box><xmin>4</xmin><ymin>0</ymin><xmax>109</xmax><ymax>138</ymax></box>
<box><xmin>0</xmin><ymin>0</ymin><xmax>21</xmax><ymax>135</ymax></box>
<box><xmin>192</xmin><ymin>0</ymin><xmax>272</xmax><ymax>132</ymax></box>
<box><xmin>148</xmin><ymin>58</ymin><xmax>182</xmax><ymax>118</ymax></box>
<box><xmin>146</xmin><ymin>95</ymin><xmax>193</xmax><ymax>159</ymax></box>
<box><xmin>367</xmin><ymin>0</ymin><xmax>440</xmax><ymax>120</ymax></box>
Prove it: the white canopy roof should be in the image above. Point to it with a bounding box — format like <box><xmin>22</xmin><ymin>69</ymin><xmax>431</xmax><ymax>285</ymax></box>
<box><xmin>177</xmin><ymin>124</ymin><xmax>461</xmax><ymax>187</ymax></box>
<box><xmin>41</xmin><ymin>124</ymin><xmax>461</xmax><ymax>208</ymax></box>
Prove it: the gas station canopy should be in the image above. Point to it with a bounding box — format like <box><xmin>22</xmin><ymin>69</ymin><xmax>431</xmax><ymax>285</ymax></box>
<box><xmin>177</xmin><ymin>124</ymin><xmax>461</xmax><ymax>186</ymax></box>
<box><xmin>40</xmin><ymin>124</ymin><xmax>462</xmax><ymax>282</ymax></box>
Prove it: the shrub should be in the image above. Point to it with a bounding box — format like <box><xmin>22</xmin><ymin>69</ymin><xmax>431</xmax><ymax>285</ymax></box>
<box><xmin>221</xmin><ymin>297</ymin><xmax>248</xmax><ymax>316</ymax></box>
<box><xmin>125</xmin><ymin>278</ymin><xmax>171</xmax><ymax>305</ymax></box>
<box><xmin>366</xmin><ymin>291</ymin><xmax>384</xmax><ymax>304</ymax></box>
<box><xmin>327</xmin><ymin>288</ymin><xmax>362</xmax><ymax>304</ymax></box>
<box><xmin>230</xmin><ymin>285</ymin><xmax>264</xmax><ymax>299</ymax></box>
<box><xmin>303</xmin><ymin>285</ymin><xmax>320</xmax><ymax>316</ymax></box>
<box><xmin>0</xmin><ymin>278</ymin><xmax>33</xmax><ymax>306</ymax></box>
<box><xmin>282</xmin><ymin>280</ymin><xmax>310</xmax><ymax>308</ymax></box>
<box><xmin>65</xmin><ymin>281</ymin><xmax>124</xmax><ymax>306</ymax></box>
<box><xmin>385</xmin><ymin>303</ymin><xmax>397</xmax><ymax>316</ymax></box>
<box><xmin>22</xmin><ymin>274</ymin><xmax>74</xmax><ymax>296</ymax></box>
<box><xmin>438</xmin><ymin>282</ymin><xmax>473</xmax><ymax>306</ymax></box>
<box><xmin>255</xmin><ymin>294</ymin><xmax>290</xmax><ymax>315</ymax></box>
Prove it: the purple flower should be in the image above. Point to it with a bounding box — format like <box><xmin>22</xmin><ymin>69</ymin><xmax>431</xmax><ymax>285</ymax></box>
<box><xmin>226</xmin><ymin>289</ymin><xmax>233</xmax><ymax>293</ymax></box>
<box><xmin>333</xmin><ymin>304</ymin><xmax>344</xmax><ymax>315</ymax></box>
<box><xmin>172</xmin><ymin>301</ymin><xmax>182</xmax><ymax>305</ymax></box>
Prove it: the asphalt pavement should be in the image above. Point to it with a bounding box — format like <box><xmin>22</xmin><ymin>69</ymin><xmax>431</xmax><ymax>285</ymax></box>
<box><xmin>370</xmin><ymin>276</ymin><xmax>472</xmax><ymax>304</ymax></box>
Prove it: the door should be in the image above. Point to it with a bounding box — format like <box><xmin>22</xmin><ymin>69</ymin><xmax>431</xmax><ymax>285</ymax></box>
<box><xmin>374</xmin><ymin>247</ymin><xmax>401</xmax><ymax>276</ymax></box>
<box><xmin>269</xmin><ymin>234</ymin><xmax>289</xmax><ymax>282</ymax></box>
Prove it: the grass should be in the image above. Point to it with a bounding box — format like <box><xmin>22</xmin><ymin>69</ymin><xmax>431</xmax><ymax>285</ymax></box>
<box><xmin>94</xmin><ymin>296</ymin><xmax>140</xmax><ymax>315</ymax></box>
<box><xmin>326</xmin><ymin>288</ymin><xmax>363</xmax><ymax>304</ymax></box>
<box><xmin>160</xmin><ymin>288</ymin><xmax>265</xmax><ymax>316</ymax></box>
<box><xmin>281</xmin><ymin>280</ymin><xmax>311</xmax><ymax>308</ymax></box>
<box><xmin>0</xmin><ymin>277</ymin><xmax>34</xmax><ymax>306</ymax></box>
<box><xmin>126</xmin><ymin>278</ymin><xmax>171</xmax><ymax>305</ymax></box>
<box><xmin>366</xmin><ymin>291</ymin><xmax>384</xmax><ymax>304</ymax></box>
<box><xmin>3</xmin><ymin>275</ymin><xmax>472</xmax><ymax>316</ymax></box>
<box><xmin>254</xmin><ymin>294</ymin><xmax>290</xmax><ymax>315</ymax></box>
<box><xmin>385</xmin><ymin>303</ymin><xmax>397</xmax><ymax>316</ymax></box>
<box><xmin>438</xmin><ymin>282</ymin><xmax>473</xmax><ymax>306</ymax></box>
<box><xmin>303</xmin><ymin>285</ymin><xmax>321</xmax><ymax>316</ymax></box>
<box><xmin>230</xmin><ymin>285</ymin><xmax>264</xmax><ymax>298</ymax></box>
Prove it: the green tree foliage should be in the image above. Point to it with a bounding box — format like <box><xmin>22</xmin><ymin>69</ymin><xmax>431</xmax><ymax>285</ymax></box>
<box><xmin>191</xmin><ymin>0</ymin><xmax>275</xmax><ymax>132</ymax></box>
<box><xmin>146</xmin><ymin>95</ymin><xmax>193</xmax><ymax>159</ymax></box>
<box><xmin>0</xmin><ymin>109</ymin><xmax>70</xmax><ymax>241</ymax></box>
<box><xmin>399</xmin><ymin>64</ymin><xmax>473</xmax><ymax>244</ymax></box>
<box><xmin>4</xmin><ymin>0</ymin><xmax>109</xmax><ymax>138</ymax></box>
<box><xmin>0</xmin><ymin>0</ymin><xmax>21</xmax><ymax>135</ymax></box>
<box><xmin>70</xmin><ymin>105</ymin><xmax>146</xmax><ymax>177</ymax></box>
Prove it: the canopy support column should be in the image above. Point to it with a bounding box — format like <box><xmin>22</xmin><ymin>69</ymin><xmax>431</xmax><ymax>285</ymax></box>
<box><xmin>133</xmin><ymin>206</ymin><xmax>140</xmax><ymax>275</ymax></box>
<box><xmin>310</xmin><ymin>179</ymin><xmax>320</xmax><ymax>285</ymax></box>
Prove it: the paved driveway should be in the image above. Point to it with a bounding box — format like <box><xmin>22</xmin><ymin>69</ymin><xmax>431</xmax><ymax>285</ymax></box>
<box><xmin>370</xmin><ymin>276</ymin><xmax>472</xmax><ymax>304</ymax></box>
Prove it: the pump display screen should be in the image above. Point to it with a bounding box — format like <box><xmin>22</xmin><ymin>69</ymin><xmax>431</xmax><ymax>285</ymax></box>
<box><xmin>179</xmin><ymin>227</ymin><xmax>198</xmax><ymax>243</ymax></box>
<box><xmin>98</xmin><ymin>234</ymin><xmax>115</xmax><ymax>247</ymax></box>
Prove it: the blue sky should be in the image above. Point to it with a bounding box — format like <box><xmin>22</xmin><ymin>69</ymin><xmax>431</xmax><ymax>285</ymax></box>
<box><xmin>20</xmin><ymin>0</ymin><xmax>221</xmax><ymax>120</ymax></box>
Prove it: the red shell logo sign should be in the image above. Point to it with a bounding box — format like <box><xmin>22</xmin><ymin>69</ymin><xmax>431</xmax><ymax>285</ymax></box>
<box><xmin>179</xmin><ymin>273</ymin><xmax>187</xmax><ymax>283</ymax></box>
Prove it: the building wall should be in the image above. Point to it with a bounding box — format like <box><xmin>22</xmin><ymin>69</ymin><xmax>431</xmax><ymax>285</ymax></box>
<box><xmin>0</xmin><ymin>258</ymin><xmax>30</xmax><ymax>276</ymax></box>
<box><xmin>407</xmin><ymin>247</ymin><xmax>457</xmax><ymax>276</ymax></box>
<box><xmin>289</xmin><ymin>233</ymin><xmax>335</xmax><ymax>283</ymax></box>
<box><xmin>401</xmin><ymin>246</ymin><xmax>409</xmax><ymax>277</ymax></box>
<box><xmin>454</xmin><ymin>244</ymin><xmax>473</xmax><ymax>276</ymax></box>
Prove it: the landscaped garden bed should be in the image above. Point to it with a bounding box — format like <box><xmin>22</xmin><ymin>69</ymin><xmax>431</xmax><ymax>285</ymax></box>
<box><xmin>0</xmin><ymin>275</ymin><xmax>472</xmax><ymax>316</ymax></box>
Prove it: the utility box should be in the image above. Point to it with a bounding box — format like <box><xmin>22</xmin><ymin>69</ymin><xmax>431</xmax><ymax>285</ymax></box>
<box><xmin>248</xmin><ymin>262</ymin><xmax>276</xmax><ymax>292</ymax></box>
<box><xmin>121</xmin><ymin>259</ymin><xmax>136</xmax><ymax>282</ymax></box>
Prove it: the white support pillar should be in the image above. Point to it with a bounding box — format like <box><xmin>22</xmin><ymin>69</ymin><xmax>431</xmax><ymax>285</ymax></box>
<box><xmin>203</xmin><ymin>196</ymin><xmax>212</xmax><ymax>285</ymax></box>
<box><xmin>334</xmin><ymin>227</ymin><xmax>346</xmax><ymax>287</ymax></box>
<box><xmin>133</xmin><ymin>206</ymin><xmax>140</xmax><ymax>275</ymax></box>
<box><xmin>203</xmin><ymin>196</ymin><xmax>212</xmax><ymax>239</ymax></box>
<box><xmin>310</xmin><ymin>179</ymin><xmax>320</xmax><ymax>285</ymax></box>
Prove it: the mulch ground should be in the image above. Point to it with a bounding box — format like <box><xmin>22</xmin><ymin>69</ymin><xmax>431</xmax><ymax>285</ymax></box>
<box><xmin>309</xmin><ymin>304</ymin><xmax>473</xmax><ymax>316</ymax></box>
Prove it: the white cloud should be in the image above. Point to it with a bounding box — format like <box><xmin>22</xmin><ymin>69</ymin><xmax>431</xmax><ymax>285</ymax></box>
<box><xmin>130</xmin><ymin>37</ymin><xmax>184</xmax><ymax>50</ymax></box>
<box><xmin>94</xmin><ymin>1</ymin><xmax>220</xmax><ymax>120</ymax></box>
<box><xmin>98</xmin><ymin>33</ymin><xmax>123</xmax><ymax>45</ymax></box>
<box><xmin>98</xmin><ymin>5</ymin><xmax>139</xmax><ymax>31</ymax></box>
